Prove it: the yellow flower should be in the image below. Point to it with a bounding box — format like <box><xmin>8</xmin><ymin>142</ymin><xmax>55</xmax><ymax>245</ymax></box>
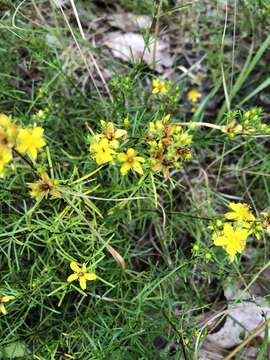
<box><xmin>0</xmin><ymin>113</ymin><xmax>17</xmax><ymax>140</ymax></box>
<box><xmin>152</xmin><ymin>79</ymin><xmax>168</xmax><ymax>95</ymax></box>
<box><xmin>213</xmin><ymin>222</ymin><xmax>250</xmax><ymax>259</ymax></box>
<box><xmin>0</xmin><ymin>295</ymin><xmax>15</xmax><ymax>315</ymax></box>
<box><xmin>118</xmin><ymin>148</ymin><xmax>145</xmax><ymax>176</ymax></box>
<box><xmin>28</xmin><ymin>172</ymin><xmax>61</xmax><ymax>201</ymax></box>
<box><xmin>16</xmin><ymin>127</ymin><xmax>46</xmax><ymax>161</ymax></box>
<box><xmin>225</xmin><ymin>202</ymin><xmax>255</xmax><ymax>223</ymax></box>
<box><xmin>90</xmin><ymin>138</ymin><xmax>115</xmax><ymax>165</ymax></box>
<box><xmin>67</xmin><ymin>262</ymin><xmax>97</xmax><ymax>290</ymax></box>
<box><xmin>123</xmin><ymin>118</ymin><xmax>129</xmax><ymax>128</ymax></box>
<box><xmin>0</xmin><ymin>145</ymin><xmax>12</xmax><ymax>176</ymax></box>
<box><xmin>0</xmin><ymin>113</ymin><xmax>18</xmax><ymax>175</ymax></box>
<box><xmin>177</xmin><ymin>133</ymin><xmax>192</xmax><ymax>146</ymax></box>
<box><xmin>32</xmin><ymin>109</ymin><xmax>47</xmax><ymax>121</ymax></box>
<box><xmin>100</xmin><ymin>121</ymin><xmax>127</xmax><ymax>149</ymax></box>
<box><xmin>221</xmin><ymin>120</ymin><xmax>243</xmax><ymax>137</ymax></box>
<box><xmin>187</xmin><ymin>89</ymin><xmax>202</xmax><ymax>103</ymax></box>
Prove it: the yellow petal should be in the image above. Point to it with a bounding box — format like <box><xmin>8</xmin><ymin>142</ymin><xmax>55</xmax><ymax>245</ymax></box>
<box><xmin>213</xmin><ymin>235</ymin><xmax>228</xmax><ymax>246</ymax></box>
<box><xmin>134</xmin><ymin>156</ymin><xmax>145</xmax><ymax>163</ymax></box>
<box><xmin>224</xmin><ymin>212</ymin><xmax>236</xmax><ymax>220</ymax></box>
<box><xmin>70</xmin><ymin>262</ymin><xmax>80</xmax><ymax>272</ymax></box>
<box><xmin>67</xmin><ymin>274</ymin><xmax>79</xmax><ymax>283</ymax></box>
<box><xmin>85</xmin><ymin>273</ymin><xmax>97</xmax><ymax>281</ymax></box>
<box><xmin>118</xmin><ymin>153</ymin><xmax>128</xmax><ymax>162</ymax></box>
<box><xmin>29</xmin><ymin>147</ymin><xmax>37</xmax><ymax>161</ymax></box>
<box><xmin>120</xmin><ymin>163</ymin><xmax>132</xmax><ymax>175</ymax></box>
<box><xmin>115</xmin><ymin>129</ymin><xmax>127</xmax><ymax>139</ymax></box>
<box><xmin>0</xmin><ymin>113</ymin><xmax>11</xmax><ymax>127</ymax></box>
<box><xmin>79</xmin><ymin>277</ymin><xmax>87</xmax><ymax>290</ymax></box>
<box><xmin>82</xmin><ymin>264</ymin><xmax>87</xmax><ymax>273</ymax></box>
<box><xmin>133</xmin><ymin>162</ymin><xmax>143</xmax><ymax>175</ymax></box>
<box><xmin>0</xmin><ymin>303</ymin><xmax>7</xmax><ymax>315</ymax></box>
<box><xmin>127</xmin><ymin>148</ymin><xmax>135</xmax><ymax>156</ymax></box>
<box><xmin>1</xmin><ymin>295</ymin><xmax>15</xmax><ymax>303</ymax></box>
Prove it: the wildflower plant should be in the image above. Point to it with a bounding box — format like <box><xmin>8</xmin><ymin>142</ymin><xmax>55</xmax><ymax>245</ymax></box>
<box><xmin>147</xmin><ymin>114</ymin><xmax>193</xmax><ymax>178</ymax></box>
<box><xmin>210</xmin><ymin>202</ymin><xmax>265</xmax><ymax>261</ymax></box>
<box><xmin>221</xmin><ymin>107</ymin><xmax>270</xmax><ymax>137</ymax></box>
<box><xmin>1</xmin><ymin>16</ymin><xmax>270</xmax><ymax>357</ymax></box>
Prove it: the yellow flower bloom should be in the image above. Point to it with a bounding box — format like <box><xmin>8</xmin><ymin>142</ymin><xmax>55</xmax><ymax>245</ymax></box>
<box><xmin>118</xmin><ymin>148</ymin><xmax>145</xmax><ymax>176</ymax></box>
<box><xmin>177</xmin><ymin>133</ymin><xmax>192</xmax><ymax>146</ymax></box>
<box><xmin>0</xmin><ymin>295</ymin><xmax>15</xmax><ymax>315</ymax></box>
<box><xmin>90</xmin><ymin>138</ymin><xmax>115</xmax><ymax>165</ymax></box>
<box><xmin>28</xmin><ymin>172</ymin><xmax>61</xmax><ymax>201</ymax></box>
<box><xmin>67</xmin><ymin>262</ymin><xmax>97</xmax><ymax>290</ymax></box>
<box><xmin>100</xmin><ymin>121</ymin><xmax>127</xmax><ymax>149</ymax></box>
<box><xmin>123</xmin><ymin>118</ymin><xmax>129</xmax><ymax>128</ymax></box>
<box><xmin>213</xmin><ymin>222</ymin><xmax>250</xmax><ymax>259</ymax></box>
<box><xmin>0</xmin><ymin>113</ymin><xmax>17</xmax><ymax>140</ymax></box>
<box><xmin>16</xmin><ymin>127</ymin><xmax>46</xmax><ymax>161</ymax></box>
<box><xmin>221</xmin><ymin>120</ymin><xmax>243</xmax><ymax>137</ymax></box>
<box><xmin>225</xmin><ymin>202</ymin><xmax>255</xmax><ymax>223</ymax></box>
<box><xmin>152</xmin><ymin>79</ymin><xmax>168</xmax><ymax>95</ymax></box>
<box><xmin>0</xmin><ymin>113</ymin><xmax>18</xmax><ymax>175</ymax></box>
<box><xmin>0</xmin><ymin>145</ymin><xmax>12</xmax><ymax>176</ymax></box>
<box><xmin>187</xmin><ymin>89</ymin><xmax>202</xmax><ymax>103</ymax></box>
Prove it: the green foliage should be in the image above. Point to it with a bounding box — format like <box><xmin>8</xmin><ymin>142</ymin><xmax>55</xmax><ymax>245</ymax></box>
<box><xmin>1</xmin><ymin>1</ymin><xmax>270</xmax><ymax>359</ymax></box>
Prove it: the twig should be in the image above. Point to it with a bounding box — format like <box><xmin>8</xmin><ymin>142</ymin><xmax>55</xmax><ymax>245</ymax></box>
<box><xmin>224</xmin><ymin>317</ymin><xmax>270</xmax><ymax>360</ymax></box>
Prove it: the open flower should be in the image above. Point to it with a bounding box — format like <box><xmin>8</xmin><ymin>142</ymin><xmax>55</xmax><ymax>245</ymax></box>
<box><xmin>221</xmin><ymin>120</ymin><xmax>243</xmax><ymax>137</ymax></box>
<box><xmin>225</xmin><ymin>202</ymin><xmax>255</xmax><ymax>223</ymax></box>
<box><xmin>0</xmin><ymin>113</ymin><xmax>18</xmax><ymax>176</ymax></box>
<box><xmin>99</xmin><ymin>121</ymin><xmax>127</xmax><ymax>149</ymax></box>
<box><xmin>212</xmin><ymin>222</ymin><xmax>250</xmax><ymax>260</ymax></box>
<box><xmin>67</xmin><ymin>262</ymin><xmax>97</xmax><ymax>290</ymax></box>
<box><xmin>28</xmin><ymin>172</ymin><xmax>61</xmax><ymax>201</ymax></box>
<box><xmin>0</xmin><ymin>295</ymin><xmax>15</xmax><ymax>315</ymax></box>
<box><xmin>90</xmin><ymin>138</ymin><xmax>115</xmax><ymax>165</ymax></box>
<box><xmin>187</xmin><ymin>89</ymin><xmax>202</xmax><ymax>103</ymax></box>
<box><xmin>118</xmin><ymin>148</ymin><xmax>145</xmax><ymax>175</ymax></box>
<box><xmin>152</xmin><ymin>79</ymin><xmax>168</xmax><ymax>95</ymax></box>
<box><xmin>0</xmin><ymin>146</ymin><xmax>12</xmax><ymax>177</ymax></box>
<box><xmin>16</xmin><ymin>126</ymin><xmax>46</xmax><ymax>161</ymax></box>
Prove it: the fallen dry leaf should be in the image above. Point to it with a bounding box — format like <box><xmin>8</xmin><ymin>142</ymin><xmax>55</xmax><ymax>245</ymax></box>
<box><xmin>103</xmin><ymin>31</ymin><xmax>173</xmax><ymax>73</ymax></box>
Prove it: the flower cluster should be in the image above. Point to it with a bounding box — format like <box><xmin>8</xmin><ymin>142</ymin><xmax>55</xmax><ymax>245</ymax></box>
<box><xmin>210</xmin><ymin>202</ymin><xmax>263</xmax><ymax>261</ymax></box>
<box><xmin>222</xmin><ymin>107</ymin><xmax>270</xmax><ymax>137</ymax></box>
<box><xmin>89</xmin><ymin>121</ymin><xmax>127</xmax><ymax>165</ymax></box>
<box><xmin>0</xmin><ymin>113</ymin><xmax>46</xmax><ymax>177</ymax></box>
<box><xmin>89</xmin><ymin>121</ymin><xmax>146</xmax><ymax>176</ymax></box>
<box><xmin>147</xmin><ymin>114</ymin><xmax>192</xmax><ymax>178</ymax></box>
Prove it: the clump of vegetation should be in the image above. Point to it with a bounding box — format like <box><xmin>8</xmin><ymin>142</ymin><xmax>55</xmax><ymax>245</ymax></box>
<box><xmin>1</xmin><ymin>1</ymin><xmax>270</xmax><ymax>359</ymax></box>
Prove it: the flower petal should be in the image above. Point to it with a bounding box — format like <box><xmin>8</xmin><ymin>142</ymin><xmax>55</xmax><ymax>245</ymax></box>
<box><xmin>70</xmin><ymin>262</ymin><xmax>80</xmax><ymax>272</ymax></box>
<box><xmin>118</xmin><ymin>153</ymin><xmax>127</xmax><ymax>162</ymax></box>
<box><xmin>1</xmin><ymin>295</ymin><xmax>15</xmax><ymax>303</ymax></box>
<box><xmin>79</xmin><ymin>277</ymin><xmax>87</xmax><ymax>290</ymax></box>
<box><xmin>127</xmin><ymin>148</ymin><xmax>135</xmax><ymax>156</ymax></box>
<box><xmin>120</xmin><ymin>163</ymin><xmax>132</xmax><ymax>175</ymax></box>
<box><xmin>133</xmin><ymin>162</ymin><xmax>143</xmax><ymax>175</ymax></box>
<box><xmin>0</xmin><ymin>303</ymin><xmax>7</xmax><ymax>315</ymax></box>
<box><xmin>85</xmin><ymin>273</ymin><xmax>97</xmax><ymax>281</ymax></box>
<box><xmin>82</xmin><ymin>264</ymin><xmax>87</xmax><ymax>273</ymax></box>
<box><xmin>67</xmin><ymin>274</ymin><xmax>79</xmax><ymax>283</ymax></box>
